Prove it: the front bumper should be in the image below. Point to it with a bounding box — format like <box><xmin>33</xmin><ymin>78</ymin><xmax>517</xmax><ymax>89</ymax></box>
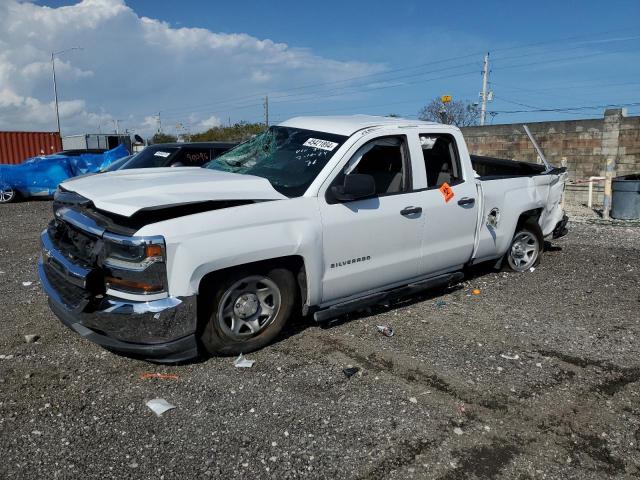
<box><xmin>38</xmin><ymin>249</ymin><xmax>199</xmax><ymax>364</ymax></box>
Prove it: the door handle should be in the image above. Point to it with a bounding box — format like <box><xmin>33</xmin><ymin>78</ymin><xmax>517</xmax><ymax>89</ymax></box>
<box><xmin>457</xmin><ymin>197</ymin><xmax>475</xmax><ymax>206</ymax></box>
<box><xmin>400</xmin><ymin>206</ymin><xmax>422</xmax><ymax>216</ymax></box>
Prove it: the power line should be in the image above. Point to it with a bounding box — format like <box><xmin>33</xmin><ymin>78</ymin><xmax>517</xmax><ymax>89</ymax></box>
<box><xmin>490</xmin><ymin>101</ymin><xmax>640</xmax><ymax>114</ymax></box>
<box><xmin>149</xmin><ymin>28</ymin><xmax>640</xmax><ymax>118</ymax></box>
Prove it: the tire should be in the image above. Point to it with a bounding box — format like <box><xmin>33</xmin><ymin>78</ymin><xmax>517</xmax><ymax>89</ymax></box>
<box><xmin>200</xmin><ymin>267</ymin><xmax>297</xmax><ymax>356</ymax></box>
<box><xmin>0</xmin><ymin>185</ymin><xmax>17</xmax><ymax>204</ymax></box>
<box><xmin>505</xmin><ymin>219</ymin><xmax>543</xmax><ymax>272</ymax></box>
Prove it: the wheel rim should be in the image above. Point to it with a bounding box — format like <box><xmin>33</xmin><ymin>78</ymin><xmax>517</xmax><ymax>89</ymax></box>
<box><xmin>217</xmin><ymin>275</ymin><xmax>281</xmax><ymax>340</ymax></box>
<box><xmin>0</xmin><ymin>186</ymin><xmax>14</xmax><ymax>203</ymax></box>
<box><xmin>508</xmin><ymin>231</ymin><xmax>539</xmax><ymax>271</ymax></box>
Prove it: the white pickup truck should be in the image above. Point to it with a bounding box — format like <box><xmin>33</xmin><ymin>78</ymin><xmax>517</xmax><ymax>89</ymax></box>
<box><xmin>39</xmin><ymin>116</ymin><xmax>568</xmax><ymax>363</ymax></box>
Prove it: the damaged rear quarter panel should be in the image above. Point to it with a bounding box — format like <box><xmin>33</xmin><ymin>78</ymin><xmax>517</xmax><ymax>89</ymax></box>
<box><xmin>473</xmin><ymin>173</ymin><xmax>563</xmax><ymax>263</ymax></box>
<box><xmin>134</xmin><ymin>197</ymin><xmax>323</xmax><ymax>303</ymax></box>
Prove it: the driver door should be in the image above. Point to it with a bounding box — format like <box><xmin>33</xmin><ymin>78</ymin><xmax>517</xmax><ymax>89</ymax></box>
<box><xmin>318</xmin><ymin>134</ymin><xmax>425</xmax><ymax>303</ymax></box>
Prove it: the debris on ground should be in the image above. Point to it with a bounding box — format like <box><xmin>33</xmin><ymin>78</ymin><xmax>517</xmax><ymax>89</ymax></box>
<box><xmin>453</xmin><ymin>427</ymin><xmax>464</xmax><ymax>435</ymax></box>
<box><xmin>22</xmin><ymin>281</ymin><xmax>32</xmax><ymax>287</ymax></box>
<box><xmin>233</xmin><ymin>353</ymin><xmax>256</xmax><ymax>368</ymax></box>
<box><xmin>140</xmin><ymin>373</ymin><xmax>179</xmax><ymax>380</ymax></box>
<box><xmin>376</xmin><ymin>325</ymin><xmax>394</xmax><ymax>337</ymax></box>
<box><xmin>409</xmin><ymin>397</ymin><xmax>418</xmax><ymax>404</ymax></box>
<box><xmin>145</xmin><ymin>398</ymin><xmax>176</xmax><ymax>417</ymax></box>
<box><xmin>24</xmin><ymin>334</ymin><xmax>39</xmax><ymax>343</ymax></box>
<box><xmin>435</xmin><ymin>300</ymin><xmax>447</xmax><ymax>308</ymax></box>
<box><xmin>529</xmin><ymin>267</ymin><xmax>536</xmax><ymax>272</ymax></box>
<box><xmin>472</xmin><ymin>289</ymin><xmax>481</xmax><ymax>295</ymax></box>
<box><xmin>342</xmin><ymin>367</ymin><xmax>360</xmax><ymax>378</ymax></box>
<box><xmin>500</xmin><ymin>353</ymin><xmax>520</xmax><ymax>360</ymax></box>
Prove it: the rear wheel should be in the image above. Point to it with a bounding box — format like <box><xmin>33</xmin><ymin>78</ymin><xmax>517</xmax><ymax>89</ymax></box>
<box><xmin>200</xmin><ymin>267</ymin><xmax>297</xmax><ymax>355</ymax></box>
<box><xmin>0</xmin><ymin>185</ymin><xmax>16</xmax><ymax>204</ymax></box>
<box><xmin>505</xmin><ymin>219</ymin><xmax>543</xmax><ymax>272</ymax></box>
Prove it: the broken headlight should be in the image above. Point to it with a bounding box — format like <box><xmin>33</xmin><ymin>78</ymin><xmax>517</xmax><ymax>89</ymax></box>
<box><xmin>102</xmin><ymin>234</ymin><xmax>167</xmax><ymax>296</ymax></box>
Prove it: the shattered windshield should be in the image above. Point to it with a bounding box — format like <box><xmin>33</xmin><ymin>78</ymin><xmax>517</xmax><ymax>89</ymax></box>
<box><xmin>204</xmin><ymin>126</ymin><xmax>347</xmax><ymax>197</ymax></box>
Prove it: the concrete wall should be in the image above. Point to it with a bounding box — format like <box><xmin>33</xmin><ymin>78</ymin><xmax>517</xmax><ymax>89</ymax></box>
<box><xmin>460</xmin><ymin>109</ymin><xmax>640</xmax><ymax>205</ymax></box>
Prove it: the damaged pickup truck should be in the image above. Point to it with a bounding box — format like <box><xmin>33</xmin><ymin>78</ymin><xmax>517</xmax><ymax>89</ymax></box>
<box><xmin>39</xmin><ymin>116</ymin><xmax>569</xmax><ymax>363</ymax></box>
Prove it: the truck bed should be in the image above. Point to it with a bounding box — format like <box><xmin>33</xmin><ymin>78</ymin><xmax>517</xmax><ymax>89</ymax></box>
<box><xmin>471</xmin><ymin>154</ymin><xmax>546</xmax><ymax>180</ymax></box>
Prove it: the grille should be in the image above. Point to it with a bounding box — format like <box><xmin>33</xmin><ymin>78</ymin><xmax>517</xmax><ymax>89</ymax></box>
<box><xmin>44</xmin><ymin>262</ymin><xmax>89</xmax><ymax>309</ymax></box>
<box><xmin>47</xmin><ymin>219</ymin><xmax>101</xmax><ymax>266</ymax></box>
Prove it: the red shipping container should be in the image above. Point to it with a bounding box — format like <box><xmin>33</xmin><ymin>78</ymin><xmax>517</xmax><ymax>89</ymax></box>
<box><xmin>0</xmin><ymin>131</ymin><xmax>62</xmax><ymax>165</ymax></box>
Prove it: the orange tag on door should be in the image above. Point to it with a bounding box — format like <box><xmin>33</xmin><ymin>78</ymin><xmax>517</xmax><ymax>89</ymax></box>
<box><xmin>439</xmin><ymin>182</ymin><xmax>454</xmax><ymax>203</ymax></box>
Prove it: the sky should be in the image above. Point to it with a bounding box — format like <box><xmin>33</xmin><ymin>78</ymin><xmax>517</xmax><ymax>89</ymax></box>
<box><xmin>1</xmin><ymin>0</ymin><xmax>639</xmax><ymax>137</ymax></box>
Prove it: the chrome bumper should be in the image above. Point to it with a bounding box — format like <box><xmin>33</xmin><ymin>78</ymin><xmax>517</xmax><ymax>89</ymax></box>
<box><xmin>38</xmin><ymin>230</ymin><xmax>199</xmax><ymax>363</ymax></box>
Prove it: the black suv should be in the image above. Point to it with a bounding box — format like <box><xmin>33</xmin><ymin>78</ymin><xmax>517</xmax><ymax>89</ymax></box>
<box><xmin>106</xmin><ymin>142</ymin><xmax>237</xmax><ymax>171</ymax></box>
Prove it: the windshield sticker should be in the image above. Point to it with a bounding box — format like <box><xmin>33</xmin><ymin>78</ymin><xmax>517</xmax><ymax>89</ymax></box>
<box><xmin>303</xmin><ymin>138</ymin><xmax>339</xmax><ymax>151</ymax></box>
<box><xmin>154</xmin><ymin>151</ymin><xmax>171</xmax><ymax>158</ymax></box>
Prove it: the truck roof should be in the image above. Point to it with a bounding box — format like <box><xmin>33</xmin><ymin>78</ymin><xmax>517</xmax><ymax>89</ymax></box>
<box><xmin>279</xmin><ymin>115</ymin><xmax>440</xmax><ymax>137</ymax></box>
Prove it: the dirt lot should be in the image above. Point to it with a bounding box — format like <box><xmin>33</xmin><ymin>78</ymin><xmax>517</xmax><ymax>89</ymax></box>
<box><xmin>1</xmin><ymin>200</ymin><xmax>639</xmax><ymax>479</ymax></box>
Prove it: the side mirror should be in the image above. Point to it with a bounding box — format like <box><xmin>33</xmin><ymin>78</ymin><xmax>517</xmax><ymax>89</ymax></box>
<box><xmin>331</xmin><ymin>174</ymin><xmax>376</xmax><ymax>202</ymax></box>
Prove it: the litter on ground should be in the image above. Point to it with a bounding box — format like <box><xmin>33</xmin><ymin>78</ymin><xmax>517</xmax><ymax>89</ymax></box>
<box><xmin>145</xmin><ymin>398</ymin><xmax>176</xmax><ymax>417</ymax></box>
<box><xmin>24</xmin><ymin>334</ymin><xmax>39</xmax><ymax>343</ymax></box>
<box><xmin>376</xmin><ymin>325</ymin><xmax>394</xmax><ymax>337</ymax></box>
<box><xmin>472</xmin><ymin>289</ymin><xmax>481</xmax><ymax>295</ymax></box>
<box><xmin>22</xmin><ymin>281</ymin><xmax>32</xmax><ymax>287</ymax></box>
<box><xmin>500</xmin><ymin>353</ymin><xmax>520</xmax><ymax>360</ymax></box>
<box><xmin>343</xmin><ymin>367</ymin><xmax>360</xmax><ymax>378</ymax></box>
<box><xmin>234</xmin><ymin>353</ymin><xmax>256</xmax><ymax>368</ymax></box>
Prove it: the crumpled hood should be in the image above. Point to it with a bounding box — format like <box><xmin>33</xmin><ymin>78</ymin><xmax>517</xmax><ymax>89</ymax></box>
<box><xmin>60</xmin><ymin>167</ymin><xmax>287</xmax><ymax>217</ymax></box>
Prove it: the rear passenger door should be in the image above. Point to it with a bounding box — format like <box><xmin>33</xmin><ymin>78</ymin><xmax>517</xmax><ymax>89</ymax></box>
<box><xmin>412</xmin><ymin>132</ymin><xmax>479</xmax><ymax>275</ymax></box>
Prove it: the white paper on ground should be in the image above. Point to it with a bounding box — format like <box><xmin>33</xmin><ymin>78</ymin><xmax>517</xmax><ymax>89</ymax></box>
<box><xmin>233</xmin><ymin>353</ymin><xmax>256</xmax><ymax>368</ymax></box>
<box><xmin>146</xmin><ymin>398</ymin><xmax>176</xmax><ymax>416</ymax></box>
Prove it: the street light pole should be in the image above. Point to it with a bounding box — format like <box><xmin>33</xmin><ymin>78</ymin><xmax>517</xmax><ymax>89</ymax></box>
<box><xmin>50</xmin><ymin>47</ymin><xmax>83</xmax><ymax>135</ymax></box>
<box><xmin>51</xmin><ymin>52</ymin><xmax>61</xmax><ymax>134</ymax></box>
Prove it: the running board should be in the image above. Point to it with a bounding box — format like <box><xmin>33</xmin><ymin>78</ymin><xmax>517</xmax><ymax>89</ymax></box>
<box><xmin>313</xmin><ymin>272</ymin><xmax>464</xmax><ymax>323</ymax></box>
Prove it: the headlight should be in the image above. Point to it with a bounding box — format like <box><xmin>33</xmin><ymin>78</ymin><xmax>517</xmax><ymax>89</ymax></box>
<box><xmin>101</xmin><ymin>233</ymin><xmax>167</xmax><ymax>296</ymax></box>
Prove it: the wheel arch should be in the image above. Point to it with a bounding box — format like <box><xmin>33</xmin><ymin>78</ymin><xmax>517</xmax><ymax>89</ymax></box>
<box><xmin>196</xmin><ymin>255</ymin><xmax>308</xmax><ymax>324</ymax></box>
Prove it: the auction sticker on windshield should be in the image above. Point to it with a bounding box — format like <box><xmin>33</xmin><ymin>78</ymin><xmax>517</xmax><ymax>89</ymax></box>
<box><xmin>303</xmin><ymin>138</ymin><xmax>339</xmax><ymax>151</ymax></box>
<box><xmin>154</xmin><ymin>151</ymin><xmax>171</xmax><ymax>158</ymax></box>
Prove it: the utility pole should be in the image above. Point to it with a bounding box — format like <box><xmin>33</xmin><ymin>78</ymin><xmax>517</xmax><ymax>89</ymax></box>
<box><xmin>51</xmin><ymin>53</ymin><xmax>61</xmax><ymax>134</ymax></box>
<box><xmin>157</xmin><ymin>112</ymin><xmax>162</xmax><ymax>133</ymax></box>
<box><xmin>264</xmin><ymin>95</ymin><xmax>269</xmax><ymax>127</ymax></box>
<box><xmin>479</xmin><ymin>52</ymin><xmax>492</xmax><ymax>126</ymax></box>
<box><xmin>50</xmin><ymin>47</ymin><xmax>83</xmax><ymax>135</ymax></box>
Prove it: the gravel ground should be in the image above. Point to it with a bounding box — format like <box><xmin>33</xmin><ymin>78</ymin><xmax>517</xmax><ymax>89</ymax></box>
<box><xmin>1</xmin><ymin>200</ymin><xmax>639</xmax><ymax>479</ymax></box>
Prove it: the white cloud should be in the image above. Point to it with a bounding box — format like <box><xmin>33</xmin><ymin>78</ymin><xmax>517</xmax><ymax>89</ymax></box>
<box><xmin>199</xmin><ymin>115</ymin><xmax>222</xmax><ymax>130</ymax></box>
<box><xmin>0</xmin><ymin>0</ymin><xmax>383</xmax><ymax>137</ymax></box>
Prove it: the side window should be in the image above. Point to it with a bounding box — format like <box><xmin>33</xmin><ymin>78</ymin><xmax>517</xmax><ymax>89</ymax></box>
<box><xmin>420</xmin><ymin>134</ymin><xmax>462</xmax><ymax>188</ymax></box>
<box><xmin>344</xmin><ymin>136</ymin><xmax>410</xmax><ymax>195</ymax></box>
<box><xmin>170</xmin><ymin>148</ymin><xmax>211</xmax><ymax>167</ymax></box>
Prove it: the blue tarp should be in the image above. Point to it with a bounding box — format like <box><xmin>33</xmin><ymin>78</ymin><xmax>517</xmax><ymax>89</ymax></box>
<box><xmin>0</xmin><ymin>144</ymin><xmax>129</xmax><ymax>198</ymax></box>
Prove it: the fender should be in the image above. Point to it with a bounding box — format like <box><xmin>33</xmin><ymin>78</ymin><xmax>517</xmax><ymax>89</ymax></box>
<box><xmin>135</xmin><ymin>197</ymin><xmax>324</xmax><ymax>305</ymax></box>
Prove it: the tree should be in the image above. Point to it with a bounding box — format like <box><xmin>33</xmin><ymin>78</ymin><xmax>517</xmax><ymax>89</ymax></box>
<box><xmin>190</xmin><ymin>122</ymin><xmax>266</xmax><ymax>142</ymax></box>
<box><xmin>151</xmin><ymin>132</ymin><xmax>177</xmax><ymax>144</ymax></box>
<box><xmin>418</xmin><ymin>98</ymin><xmax>480</xmax><ymax>127</ymax></box>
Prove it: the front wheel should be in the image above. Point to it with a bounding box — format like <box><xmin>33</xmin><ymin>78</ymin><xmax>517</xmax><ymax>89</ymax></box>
<box><xmin>505</xmin><ymin>219</ymin><xmax>543</xmax><ymax>272</ymax></box>
<box><xmin>200</xmin><ymin>267</ymin><xmax>297</xmax><ymax>356</ymax></box>
<box><xmin>0</xmin><ymin>185</ymin><xmax>16</xmax><ymax>204</ymax></box>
